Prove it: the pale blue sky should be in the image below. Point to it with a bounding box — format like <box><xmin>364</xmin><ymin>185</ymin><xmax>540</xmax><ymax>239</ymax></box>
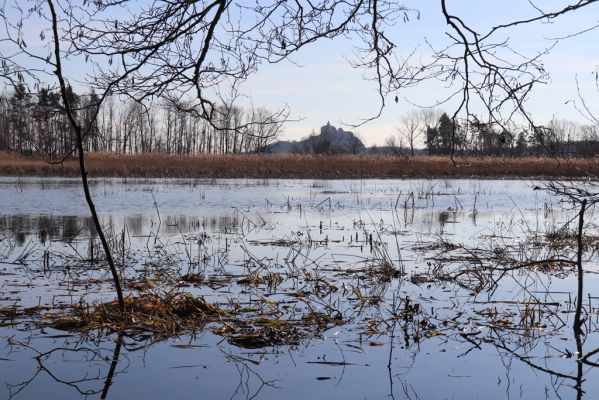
<box><xmin>242</xmin><ymin>1</ymin><xmax>599</xmax><ymax>145</ymax></box>
<box><xmin>5</xmin><ymin>0</ymin><xmax>599</xmax><ymax>146</ymax></box>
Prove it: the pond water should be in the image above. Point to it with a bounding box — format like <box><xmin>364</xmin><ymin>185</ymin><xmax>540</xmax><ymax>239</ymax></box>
<box><xmin>1</xmin><ymin>177</ymin><xmax>598</xmax><ymax>399</ymax></box>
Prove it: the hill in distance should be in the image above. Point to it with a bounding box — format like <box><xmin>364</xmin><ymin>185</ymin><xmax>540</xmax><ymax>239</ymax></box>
<box><xmin>266</xmin><ymin>122</ymin><xmax>366</xmax><ymax>154</ymax></box>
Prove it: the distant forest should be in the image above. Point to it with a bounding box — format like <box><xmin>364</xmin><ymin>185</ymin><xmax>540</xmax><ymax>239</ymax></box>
<box><xmin>384</xmin><ymin>110</ymin><xmax>599</xmax><ymax>157</ymax></box>
<box><xmin>1</xmin><ymin>83</ymin><xmax>599</xmax><ymax>158</ymax></box>
<box><xmin>0</xmin><ymin>84</ymin><xmax>282</xmax><ymax>157</ymax></box>
<box><xmin>419</xmin><ymin>112</ymin><xmax>599</xmax><ymax>157</ymax></box>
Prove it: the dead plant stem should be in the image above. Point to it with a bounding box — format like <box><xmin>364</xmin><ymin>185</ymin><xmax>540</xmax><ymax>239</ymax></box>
<box><xmin>574</xmin><ymin>199</ymin><xmax>587</xmax><ymax>334</ymax></box>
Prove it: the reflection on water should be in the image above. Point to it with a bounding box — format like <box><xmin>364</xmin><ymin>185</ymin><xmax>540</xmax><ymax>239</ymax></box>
<box><xmin>0</xmin><ymin>213</ymin><xmax>240</xmax><ymax>246</ymax></box>
<box><xmin>0</xmin><ymin>214</ymin><xmax>96</xmax><ymax>245</ymax></box>
<box><xmin>1</xmin><ymin>177</ymin><xmax>598</xmax><ymax>399</ymax></box>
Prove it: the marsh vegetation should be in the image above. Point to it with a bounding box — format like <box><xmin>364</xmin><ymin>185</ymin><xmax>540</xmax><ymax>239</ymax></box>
<box><xmin>2</xmin><ymin>152</ymin><xmax>599</xmax><ymax>179</ymax></box>
<box><xmin>1</xmin><ymin>177</ymin><xmax>599</xmax><ymax>399</ymax></box>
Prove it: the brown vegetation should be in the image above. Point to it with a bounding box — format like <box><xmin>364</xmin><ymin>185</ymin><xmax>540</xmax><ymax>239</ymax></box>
<box><xmin>47</xmin><ymin>292</ymin><xmax>226</xmax><ymax>336</ymax></box>
<box><xmin>0</xmin><ymin>151</ymin><xmax>598</xmax><ymax>179</ymax></box>
<box><xmin>12</xmin><ymin>288</ymin><xmax>345</xmax><ymax>348</ymax></box>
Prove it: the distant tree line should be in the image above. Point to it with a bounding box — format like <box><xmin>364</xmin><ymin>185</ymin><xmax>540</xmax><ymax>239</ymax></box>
<box><xmin>0</xmin><ymin>84</ymin><xmax>283</xmax><ymax>157</ymax></box>
<box><xmin>388</xmin><ymin>110</ymin><xmax>599</xmax><ymax>157</ymax></box>
<box><xmin>4</xmin><ymin>82</ymin><xmax>599</xmax><ymax>158</ymax></box>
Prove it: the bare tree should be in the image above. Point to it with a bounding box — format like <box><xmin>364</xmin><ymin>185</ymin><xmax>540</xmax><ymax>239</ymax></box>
<box><xmin>1</xmin><ymin>0</ymin><xmax>598</xmax><ymax>310</ymax></box>
<box><xmin>47</xmin><ymin>0</ymin><xmax>125</xmax><ymax>310</ymax></box>
<box><xmin>436</xmin><ymin>1</ymin><xmax>599</xmax><ymax>153</ymax></box>
<box><xmin>398</xmin><ymin>112</ymin><xmax>420</xmax><ymax>157</ymax></box>
<box><xmin>384</xmin><ymin>134</ymin><xmax>403</xmax><ymax>156</ymax></box>
<box><xmin>245</xmin><ymin>107</ymin><xmax>284</xmax><ymax>153</ymax></box>
<box><xmin>395</xmin><ymin>110</ymin><xmax>427</xmax><ymax>156</ymax></box>
<box><xmin>392</xmin><ymin>109</ymin><xmax>445</xmax><ymax>156</ymax></box>
<box><xmin>2</xmin><ymin>1</ymin><xmax>598</xmax><ymax>124</ymax></box>
<box><xmin>3</xmin><ymin>2</ymin><xmax>598</xmax><ymax>148</ymax></box>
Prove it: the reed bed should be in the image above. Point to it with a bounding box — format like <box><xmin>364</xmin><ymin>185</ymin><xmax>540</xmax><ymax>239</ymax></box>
<box><xmin>0</xmin><ymin>151</ymin><xmax>598</xmax><ymax>179</ymax></box>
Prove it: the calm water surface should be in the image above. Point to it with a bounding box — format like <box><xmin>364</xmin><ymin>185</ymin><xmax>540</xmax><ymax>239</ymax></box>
<box><xmin>1</xmin><ymin>177</ymin><xmax>597</xmax><ymax>399</ymax></box>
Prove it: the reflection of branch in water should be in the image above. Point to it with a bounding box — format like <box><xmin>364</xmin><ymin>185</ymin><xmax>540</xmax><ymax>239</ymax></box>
<box><xmin>458</xmin><ymin>328</ymin><xmax>584</xmax><ymax>398</ymax></box>
<box><xmin>582</xmin><ymin>345</ymin><xmax>599</xmax><ymax>367</ymax></box>
<box><xmin>387</xmin><ymin>324</ymin><xmax>397</xmax><ymax>400</ymax></box>
<box><xmin>101</xmin><ymin>333</ymin><xmax>124</xmax><ymax>400</ymax></box>
<box><xmin>220</xmin><ymin>347</ymin><xmax>280</xmax><ymax>400</ymax></box>
<box><xmin>575</xmin><ymin>332</ymin><xmax>584</xmax><ymax>400</ymax></box>
<box><xmin>574</xmin><ymin>199</ymin><xmax>588</xmax><ymax>335</ymax></box>
<box><xmin>7</xmin><ymin>343</ymin><xmax>103</xmax><ymax>398</ymax></box>
<box><xmin>398</xmin><ymin>376</ymin><xmax>421</xmax><ymax>400</ymax></box>
<box><xmin>493</xmin><ymin>338</ymin><xmax>576</xmax><ymax>382</ymax></box>
<box><xmin>387</xmin><ymin>291</ymin><xmax>401</xmax><ymax>400</ymax></box>
<box><xmin>6</xmin><ymin>335</ymin><xmax>127</xmax><ymax>399</ymax></box>
<box><xmin>332</xmin><ymin>337</ymin><xmax>348</xmax><ymax>388</ymax></box>
<box><xmin>495</xmin><ymin>329</ymin><xmax>599</xmax><ymax>399</ymax></box>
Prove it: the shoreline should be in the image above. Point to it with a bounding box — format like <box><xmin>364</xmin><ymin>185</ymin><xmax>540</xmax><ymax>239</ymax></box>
<box><xmin>0</xmin><ymin>152</ymin><xmax>597</xmax><ymax>180</ymax></box>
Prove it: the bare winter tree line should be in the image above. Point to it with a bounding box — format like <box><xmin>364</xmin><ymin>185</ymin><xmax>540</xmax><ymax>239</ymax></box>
<box><xmin>5</xmin><ymin>80</ymin><xmax>599</xmax><ymax>158</ymax></box>
<box><xmin>386</xmin><ymin>109</ymin><xmax>599</xmax><ymax>157</ymax></box>
<box><xmin>0</xmin><ymin>84</ymin><xmax>283</xmax><ymax>157</ymax></box>
<box><xmin>0</xmin><ymin>1</ymin><xmax>598</xmax><ymax>159</ymax></box>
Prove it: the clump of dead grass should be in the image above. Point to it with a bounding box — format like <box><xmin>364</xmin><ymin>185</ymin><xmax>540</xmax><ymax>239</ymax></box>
<box><xmin>225</xmin><ymin>322</ymin><xmax>302</xmax><ymax>348</ymax></box>
<box><xmin>48</xmin><ymin>291</ymin><xmax>227</xmax><ymax>336</ymax></box>
<box><xmin>545</xmin><ymin>228</ymin><xmax>599</xmax><ymax>251</ymax></box>
<box><xmin>27</xmin><ymin>286</ymin><xmax>349</xmax><ymax>348</ymax></box>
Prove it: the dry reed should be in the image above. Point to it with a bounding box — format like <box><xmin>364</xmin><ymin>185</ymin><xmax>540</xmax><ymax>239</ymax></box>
<box><xmin>0</xmin><ymin>151</ymin><xmax>598</xmax><ymax>179</ymax></box>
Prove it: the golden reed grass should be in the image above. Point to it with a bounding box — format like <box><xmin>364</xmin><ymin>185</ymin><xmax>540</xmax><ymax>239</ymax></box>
<box><xmin>0</xmin><ymin>151</ymin><xmax>597</xmax><ymax>179</ymax></box>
